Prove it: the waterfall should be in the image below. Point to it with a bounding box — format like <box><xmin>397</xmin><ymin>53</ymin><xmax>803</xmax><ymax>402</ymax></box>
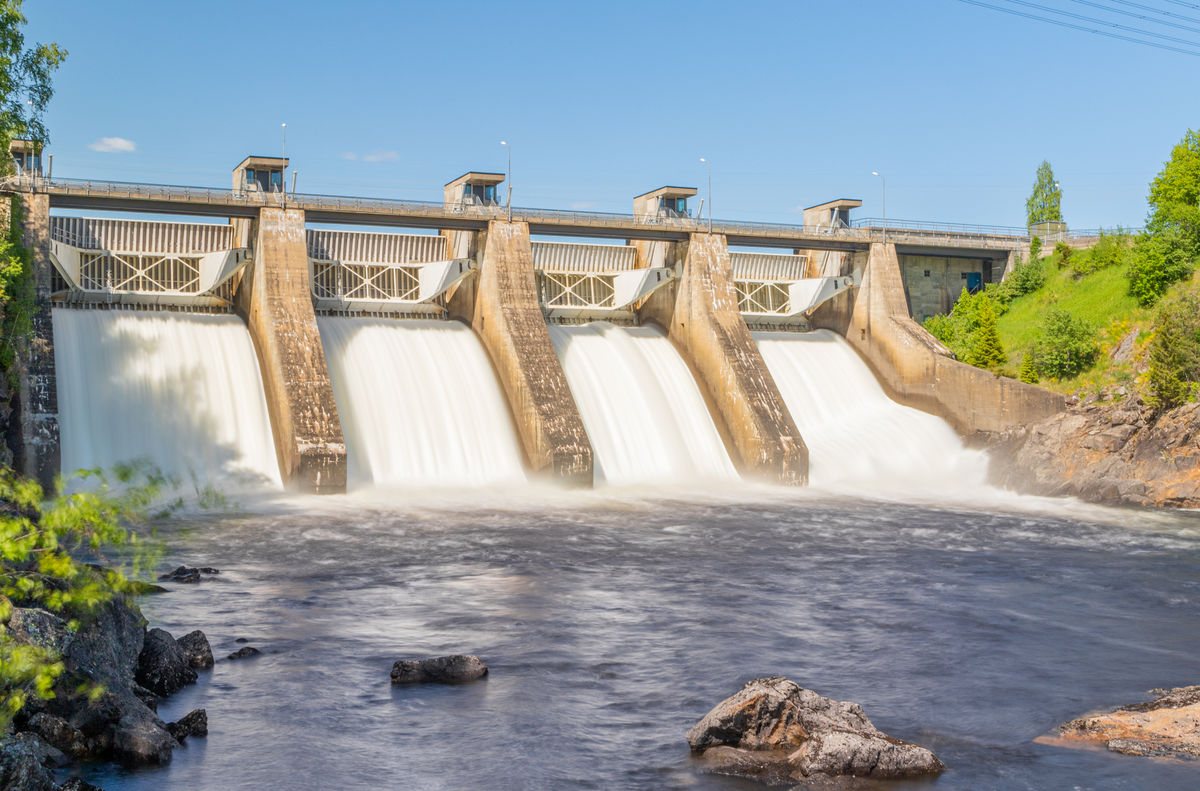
<box><xmin>548</xmin><ymin>322</ymin><xmax>737</xmax><ymax>486</ymax></box>
<box><xmin>754</xmin><ymin>329</ymin><xmax>991</xmax><ymax>492</ymax></box>
<box><xmin>316</xmin><ymin>317</ymin><xmax>526</xmax><ymax>489</ymax></box>
<box><xmin>53</xmin><ymin>308</ymin><xmax>281</xmax><ymax>487</ymax></box>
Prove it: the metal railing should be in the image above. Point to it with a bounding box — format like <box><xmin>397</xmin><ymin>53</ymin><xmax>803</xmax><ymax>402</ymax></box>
<box><xmin>853</xmin><ymin>217</ymin><xmax>1029</xmax><ymax>237</ymax></box>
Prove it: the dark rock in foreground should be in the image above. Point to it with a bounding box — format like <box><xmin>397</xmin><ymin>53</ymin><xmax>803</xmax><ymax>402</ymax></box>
<box><xmin>687</xmin><ymin>677</ymin><xmax>944</xmax><ymax>783</ymax></box>
<box><xmin>165</xmin><ymin>709</ymin><xmax>208</xmax><ymax>743</ymax></box>
<box><xmin>57</xmin><ymin>778</ymin><xmax>105</xmax><ymax>791</ymax></box>
<box><xmin>226</xmin><ymin>646</ymin><xmax>261</xmax><ymax>661</ymax></box>
<box><xmin>1046</xmin><ymin>685</ymin><xmax>1200</xmax><ymax>759</ymax></box>
<box><xmin>0</xmin><ymin>732</ymin><xmax>62</xmax><ymax>791</ymax></box>
<box><xmin>157</xmin><ymin>566</ymin><xmax>219</xmax><ymax>584</ymax></box>
<box><xmin>176</xmin><ymin>630</ymin><xmax>213</xmax><ymax>669</ymax></box>
<box><xmin>390</xmin><ymin>655</ymin><xmax>488</xmax><ymax>685</ymax></box>
<box><xmin>135</xmin><ymin>629</ymin><xmax>197</xmax><ymax>697</ymax></box>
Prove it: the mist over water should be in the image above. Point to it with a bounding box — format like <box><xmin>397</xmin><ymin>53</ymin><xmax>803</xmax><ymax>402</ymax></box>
<box><xmin>53</xmin><ymin>308</ymin><xmax>280</xmax><ymax>487</ymax></box>
<box><xmin>317</xmin><ymin>317</ymin><xmax>526</xmax><ymax>489</ymax></box>
<box><xmin>548</xmin><ymin>322</ymin><xmax>737</xmax><ymax>486</ymax></box>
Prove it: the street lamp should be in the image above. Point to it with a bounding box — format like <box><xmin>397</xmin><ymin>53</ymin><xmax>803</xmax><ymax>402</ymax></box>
<box><xmin>500</xmin><ymin>140</ymin><xmax>512</xmax><ymax>221</ymax></box>
<box><xmin>871</xmin><ymin>171</ymin><xmax>886</xmax><ymax>247</ymax></box>
<box><xmin>699</xmin><ymin>157</ymin><xmax>712</xmax><ymax>233</ymax></box>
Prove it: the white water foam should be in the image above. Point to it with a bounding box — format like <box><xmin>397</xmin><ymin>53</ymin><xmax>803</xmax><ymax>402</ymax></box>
<box><xmin>317</xmin><ymin>317</ymin><xmax>526</xmax><ymax>489</ymax></box>
<box><xmin>548</xmin><ymin>322</ymin><xmax>737</xmax><ymax>486</ymax></box>
<box><xmin>754</xmin><ymin>329</ymin><xmax>992</xmax><ymax>494</ymax></box>
<box><xmin>53</xmin><ymin>308</ymin><xmax>281</xmax><ymax>487</ymax></box>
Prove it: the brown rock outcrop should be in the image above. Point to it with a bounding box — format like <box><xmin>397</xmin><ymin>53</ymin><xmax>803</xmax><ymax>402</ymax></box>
<box><xmin>687</xmin><ymin>677</ymin><xmax>944</xmax><ymax>784</ymax></box>
<box><xmin>1044</xmin><ymin>686</ymin><xmax>1200</xmax><ymax>758</ymax></box>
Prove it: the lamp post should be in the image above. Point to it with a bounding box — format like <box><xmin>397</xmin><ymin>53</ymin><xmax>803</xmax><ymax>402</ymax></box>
<box><xmin>871</xmin><ymin>171</ymin><xmax>886</xmax><ymax>247</ymax></box>
<box><xmin>699</xmin><ymin>157</ymin><xmax>712</xmax><ymax>233</ymax></box>
<box><xmin>500</xmin><ymin>140</ymin><xmax>512</xmax><ymax>221</ymax></box>
<box><xmin>281</xmin><ymin>123</ymin><xmax>288</xmax><ymax>208</ymax></box>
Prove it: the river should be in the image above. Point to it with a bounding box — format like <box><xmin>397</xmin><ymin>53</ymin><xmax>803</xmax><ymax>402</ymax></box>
<box><xmin>75</xmin><ymin>486</ymin><xmax>1200</xmax><ymax>790</ymax></box>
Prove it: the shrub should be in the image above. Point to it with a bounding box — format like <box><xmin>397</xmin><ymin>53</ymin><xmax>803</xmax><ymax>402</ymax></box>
<box><xmin>1146</xmin><ymin>291</ymin><xmax>1200</xmax><ymax>411</ymax></box>
<box><xmin>1018</xmin><ymin>354</ymin><xmax>1039</xmax><ymax>384</ymax></box>
<box><xmin>1128</xmin><ymin>227</ymin><xmax>1197</xmax><ymax>307</ymax></box>
<box><xmin>1029</xmin><ymin>236</ymin><xmax>1043</xmax><ymax>261</ymax></box>
<box><xmin>1034</xmin><ymin>309</ymin><xmax>1099</xmax><ymax>379</ymax></box>
<box><xmin>1055</xmin><ymin>241</ymin><xmax>1073</xmax><ymax>268</ymax></box>
<box><xmin>1073</xmin><ymin>228</ymin><xmax>1132</xmax><ymax>276</ymax></box>
<box><xmin>1005</xmin><ymin>254</ymin><xmax>1045</xmax><ymax>297</ymax></box>
<box><xmin>967</xmin><ymin>298</ymin><xmax>1006</xmax><ymax>368</ymax></box>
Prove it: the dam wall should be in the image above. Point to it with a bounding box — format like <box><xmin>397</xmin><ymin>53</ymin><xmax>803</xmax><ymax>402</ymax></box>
<box><xmin>810</xmin><ymin>242</ymin><xmax>1065</xmax><ymax>435</ymax></box>
<box><xmin>446</xmin><ymin>220</ymin><xmax>593</xmax><ymax>484</ymax></box>
<box><xmin>638</xmin><ymin>233</ymin><xmax>808</xmax><ymax>484</ymax></box>
<box><xmin>15</xmin><ymin>193</ymin><xmax>59</xmax><ymax>487</ymax></box>
<box><xmin>233</xmin><ymin>207</ymin><xmax>347</xmax><ymax>493</ymax></box>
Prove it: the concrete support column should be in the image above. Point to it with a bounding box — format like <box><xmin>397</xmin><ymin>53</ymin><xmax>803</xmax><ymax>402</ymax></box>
<box><xmin>14</xmin><ymin>193</ymin><xmax>60</xmax><ymax>488</ymax></box>
<box><xmin>234</xmin><ymin>207</ymin><xmax>346</xmax><ymax>493</ymax></box>
<box><xmin>447</xmin><ymin>220</ymin><xmax>593</xmax><ymax>485</ymax></box>
<box><xmin>639</xmin><ymin>232</ymin><xmax>808</xmax><ymax>485</ymax></box>
<box><xmin>811</xmin><ymin>242</ymin><xmax>1064</xmax><ymax>434</ymax></box>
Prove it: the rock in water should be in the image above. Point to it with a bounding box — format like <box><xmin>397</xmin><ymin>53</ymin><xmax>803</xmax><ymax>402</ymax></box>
<box><xmin>165</xmin><ymin>710</ymin><xmax>207</xmax><ymax>743</ymax></box>
<box><xmin>135</xmin><ymin>629</ymin><xmax>197</xmax><ymax>697</ymax></box>
<box><xmin>226</xmin><ymin>646</ymin><xmax>261</xmax><ymax>661</ymax></box>
<box><xmin>157</xmin><ymin>566</ymin><xmax>219</xmax><ymax>583</ymax></box>
<box><xmin>687</xmin><ymin>677</ymin><xmax>944</xmax><ymax>783</ymax></box>
<box><xmin>175</xmin><ymin>631</ymin><xmax>214</xmax><ymax>669</ymax></box>
<box><xmin>57</xmin><ymin>779</ymin><xmax>106</xmax><ymax>791</ymax></box>
<box><xmin>1047</xmin><ymin>685</ymin><xmax>1200</xmax><ymax>759</ymax></box>
<box><xmin>390</xmin><ymin>655</ymin><xmax>488</xmax><ymax>684</ymax></box>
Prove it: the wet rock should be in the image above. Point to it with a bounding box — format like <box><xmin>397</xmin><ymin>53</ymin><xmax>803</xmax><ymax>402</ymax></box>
<box><xmin>226</xmin><ymin>646</ymin><xmax>260</xmax><ymax>661</ymax></box>
<box><xmin>165</xmin><ymin>710</ymin><xmax>207</xmax><ymax>743</ymax></box>
<box><xmin>175</xmin><ymin>631</ymin><xmax>213</xmax><ymax>670</ymax></box>
<box><xmin>123</xmin><ymin>581</ymin><xmax>169</xmax><ymax>595</ymax></box>
<box><xmin>24</xmin><ymin>714</ymin><xmax>86</xmax><ymax>760</ymax></box>
<box><xmin>0</xmin><ymin>733</ymin><xmax>62</xmax><ymax>791</ymax></box>
<box><xmin>61</xmin><ymin>597</ymin><xmax>146</xmax><ymax>689</ymax></box>
<box><xmin>135</xmin><ymin>629</ymin><xmax>196</xmax><ymax>697</ymax></box>
<box><xmin>1048</xmin><ymin>685</ymin><xmax>1200</xmax><ymax>759</ymax></box>
<box><xmin>390</xmin><ymin>655</ymin><xmax>488</xmax><ymax>685</ymax></box>
<box><xmin>156</xmin><ymin>567</ymin><xmax>219</xmax><ymax>584</ymax></box>
<box><xmin>56</xmin><ymin>779</ymin><xmax>105</xmax><ymax>791</ymax></box>
<box><xmin>110</xmin><ymin>707</ymin><xmax>177</xmax><ymax>767</ymax></box>
<box><xmin>5</xmin><ymin>608</ymin><xmax>71</xmax><ymax>657</ymax></box>
<box><xmin>687</xmin><ymin>677</ymin><xmax>944</xmax><ymax>783</ymax></box>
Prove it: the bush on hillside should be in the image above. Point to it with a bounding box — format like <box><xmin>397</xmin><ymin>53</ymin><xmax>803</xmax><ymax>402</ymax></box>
<box><xmin>1055</xmin><ymin>241</ymin><xmax>1073</xmax><ymax>268</ymax></box>
<box><xmin>1005</xmin><ymin>254</ymin><xmax>1045</xmax><ymax>297</ymax></box>
<box><xmin>967</xmin><ymin>298</ymin><xmax>1006</xmax><ymax>368</ymax></box>
<box><xmin>1147</xmin><ymin>291</ymin><xmax>1200</xmax><ymax>411</ymax></box>
<box><xmin>1072</xmin><ymin>228</ymin><xmax>1132</xmax><ymax>276</ymax></box>
<box><xmin>1029</xmin><ymin>236</ymin><xmax>1042</xmax><ymax>261</ymax></box>
<box><xmin>1018</xmin><ymin>354</ymin><xmax>1038</xmax><ymax>384</ymax></box>
<box><xmin>1128</xmin><ymin>225</ymin><xmax>1197</xmax><ymax>307</ymax></box>
<box><xmin>1033</xmin><ymin>309</ymin><xmax>1099</xmax><ymax>379</ymax></box>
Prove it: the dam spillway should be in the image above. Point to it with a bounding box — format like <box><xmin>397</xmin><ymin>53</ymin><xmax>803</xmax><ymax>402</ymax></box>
<box><xmin>316</xmin><ymin>317</ymin><xmax>526</xmax><ymax>489</ymax></box>
<box><xmin>53</xmin><ymin>308</ymin><xmax>282</xmax><ymax>487</ymax></box>
<box><xmin>548</xmin><ymin>322</ymin><xmax>738</xmax><ymax>486</ymax></box>
<box><xmin>754</xmin><ymin>329</ymin><xmax>990</xmax><ymax>492</ymax></box>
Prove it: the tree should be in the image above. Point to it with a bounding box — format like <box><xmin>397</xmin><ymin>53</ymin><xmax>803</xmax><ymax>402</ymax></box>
<box><xmin>1147</xmin><ymin>129</ymin><xmax>1200</xmax><ymax>220</ymax></box>
<box><xmin>0</xmin><ymin>0</ymin><xmax>67</xmax><ymax>167</ymax></box>
<box><xmin>1129</xmin><ymin>130</ymin><xmax>1200</xmax><ymax>305</ymax></box>
<box><xmin>1034</xmin><ymin>309</ymin><xmax>1099</xmax><ymax>379</ymax></box>
<box><xmin>968</xmin><ymin>298</ymin><xmax>1006</xmax><ymax>368</ymax></box>
<box><xmin>1026</xmin><ymin>160</ymin><xmax>1063</xmax><ymax>228</ymax></box>
<box><xmin>1146</xmin><ymin>291</ymin><xmax>1200</xmax><ymax>411</ymax></box>
<box><xmin>1018</xmin><ymin>354</ymin><xmax>1038</xmax><ymax>384</ymax></box>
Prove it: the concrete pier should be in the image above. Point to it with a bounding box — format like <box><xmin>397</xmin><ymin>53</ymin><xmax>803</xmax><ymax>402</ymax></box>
<box><xmin>640</xmin><ymin>233</ymin><xmax>809</xmax><ymax>485</ymax></box>
<box><xmin>447</xmin><ymin>220</ymin><xmax>593</xmax><ymax>484</ymax></box>
<box><xmin>234</xmin><ymin>207</ymin><xmax>347</xmax><ymax>493</ymax></box>
<box><xmin>812</xmin><ymin>242</ymin><xmax>1065</xmax><ymax>434</ymax></box>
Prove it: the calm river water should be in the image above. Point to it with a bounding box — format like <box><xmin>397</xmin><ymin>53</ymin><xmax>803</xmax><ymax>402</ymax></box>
<box><xmin>75</xmin><ymin>486</ymin><xmax>1200</xmax><ymax>790</ymax></box>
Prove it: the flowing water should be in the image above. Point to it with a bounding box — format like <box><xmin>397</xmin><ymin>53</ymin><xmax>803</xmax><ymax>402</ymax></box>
<box><xmin>317</xmin><ymin>317</ymin><xmax>526</xmax><ymax>489</ymax></box>
<box><xmin>755</xmin><ymin>329</ymin><xmax>991</xmax><ymax>494</ymax></box>
<box><xmin>547</xmin><ymin>322</ymin><xmax>737</xmax><ymax>486</ymax></box>
<box><xmin>75</xmin><ymin>491</ymin><xmax>1200</xmax><ymax>791</ymax></box>
<box><xmin>53</xmin><ymin>308</ymin><xmax>280</xmax><ymax>487</ymax></box>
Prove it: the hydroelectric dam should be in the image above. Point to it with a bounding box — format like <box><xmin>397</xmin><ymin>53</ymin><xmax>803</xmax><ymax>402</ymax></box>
<box><xmin>3</xmin><ymin>153</ymin><xmax>1066</xmax><ymax>494</ymax></box>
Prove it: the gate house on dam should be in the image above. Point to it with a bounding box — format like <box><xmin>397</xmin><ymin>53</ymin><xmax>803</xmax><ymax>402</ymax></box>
<box><xmin>2</xmin><ymin>145</ymin><xmax>1064</xmax><ymax>493</ymax></box>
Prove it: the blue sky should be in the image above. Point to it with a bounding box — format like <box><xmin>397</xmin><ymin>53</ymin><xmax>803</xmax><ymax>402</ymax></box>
<box><xmin>22</xmin><ymin>0</ymin><xmax>1200</xmax><ymax>230</ymax></box>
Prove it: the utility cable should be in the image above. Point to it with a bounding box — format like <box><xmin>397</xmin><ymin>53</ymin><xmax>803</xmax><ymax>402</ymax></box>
<box><xmin>997</xmin><ymin>0</ymin><xmax>1200</xmax><ymax>47</ymax></box>
<box><xmin>1069</xmin><ymin>0</ymin><xmax>1200</xmax><ymax>33</ymax></box>
<box><xmin>1104</xmin><ymin>0</ymin><xmax>1200</xmax><ymax>26</ymax></box>
<box><xmin>955</xmin><ymin>0</ymin><xmax>1200</xmax><ymax>55</ymax></box>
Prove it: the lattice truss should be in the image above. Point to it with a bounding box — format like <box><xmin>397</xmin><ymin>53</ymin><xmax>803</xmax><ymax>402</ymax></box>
<box><xmin>78</xmin><ymin>252</ymin><xmax>202</xmax><ymax>293</ymax></box>
<box><xmin>312</xmin><ymin>261</ymin><xmax>421</xmax><ymax>302</ymax></box>
<box><xmin>735</xmin><ymin>280</ymin><xmax>791</xmax><ymax>314</ymax></box>
<box><xmin>538</xmin><ymin>271</ymin><xmax>616</xmax><ymax>309</ymax></box>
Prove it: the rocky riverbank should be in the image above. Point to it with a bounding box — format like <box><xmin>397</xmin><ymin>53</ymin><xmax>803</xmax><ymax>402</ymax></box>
<box><xmin>984</xmin><ymin>395</ymin><xmax>1200</xmax><ymax>508</ymax></box>
<box><xmin>1042</xmin><ymin>686</ymin><xmax>1200</xmax><ymax>759</ymax></box>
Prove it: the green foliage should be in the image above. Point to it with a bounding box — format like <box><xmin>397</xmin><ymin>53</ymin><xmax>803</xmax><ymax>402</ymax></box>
<box><xmin>1033</xmin><ymin>309</ymin><xmax>1100</xmax><ymax>379</ymax></box>
<box><xmin>1029</xmin><ymin>236</ymin><xmax>1042</xmax><ymax>261</ymax></box>
<box><xmin>0</xmin><ymin>196</ymin><xmax>34</xmax><ymax>389</ymax></box>
<box><xmin>0</xmin><ymin>0</ymin><xmax>67</xmax><ymax>160</ymax></box>
<box><xmin>0</xmin><ymin>463</ymin><xmax>166</xmax><ymax>729</ymax></box>
<box><xmin>1055</xmin><ymin>241</ymin><xmax>1073</xmax><ymax>267</ymax></box>
<box><xmin>1147</xmin><ymin>129</ymin><xmax>1200</xmax><ymax>218</ymax></box>
<box><xmin>1128</xmin><ymin>130</ymin><xmax>1200</xmax><ymax>306</ymax></box>
<box><xmin>1004</xmin><ymin>254</ymin><xmax>1046</xmax><ymax>298</ymax></box>
<box><xmin>1018</xmin><ymin>353</ymin><xmax>1039</xmax><ymax>384</ymax></box>
<box><xmin>1128</xmin><ymin>226</ymin><xmax>1197</xmax><ymax>307</ymax></box>
<box><xmin>1146</xmin><ymin>291</ymin><xmax>1200</xmax><ymax>411</ymax></box>
<box><xmin>967</xmin><ymin>298</ymin><xmax>1006</xmax><ymax>368</ymax></box>
<box><xmin>1072</xmin><ymin>228</ymin><xmax>1132</xmax><ymax>276</ymax></box>
<box><xmin>1026</xmin><ymin>160</ymin><xmax>1063</xmax><ymax>227</ymax></box>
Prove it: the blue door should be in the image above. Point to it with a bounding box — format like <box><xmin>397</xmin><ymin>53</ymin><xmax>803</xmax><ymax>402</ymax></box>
<box><xmin>966</xmin><ymin>272</ymin><xmax>982</xmax><ymax>294</ymax></box>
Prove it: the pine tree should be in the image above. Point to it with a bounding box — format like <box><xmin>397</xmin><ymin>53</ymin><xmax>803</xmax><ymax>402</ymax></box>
<box><xmin>969</xmin><ymin>299</ymin><xmax>1007</xmax><ymax>369</ymax></box>
<box><xmin>1018</xmin><ymin>354</ymin><xmax>1038</xmax><ymax>384</ymax></box>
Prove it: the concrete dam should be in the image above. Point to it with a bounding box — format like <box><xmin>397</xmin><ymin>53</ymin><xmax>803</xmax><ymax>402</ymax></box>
<box><xmin>4</xmin><ymin>155</ymin><xmax>1066</xmax><ymax>494</ymax></box>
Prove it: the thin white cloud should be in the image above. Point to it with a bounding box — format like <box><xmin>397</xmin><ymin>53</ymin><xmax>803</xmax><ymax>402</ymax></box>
<box><xmin>88</xmin><ymin>137</ymin><xmax>137</xmax><ymax>153</ymax></box>
<box><xmin>341</xmin><ymin>152</ymin><xmax>358</xmax><ymax>161</ymax></box>
<box><xmin>362</xmin><ymin>150</ymin><xmax>398</xmax><ymax>163</ymax></box>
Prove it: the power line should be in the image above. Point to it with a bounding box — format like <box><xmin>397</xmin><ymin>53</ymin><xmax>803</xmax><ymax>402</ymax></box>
<box><xmin>955</xmin><ymin>0</ymin><xmax>1200</xmax><ymax>55</ymax></box>
<box><xmin>999</xmin><ymin>0</ymin><xmax>1200</xmax><ymax>47</ymax></box>
<box><xmin>1105</xmin><ymin>0</ymin><xmax>1200</xmax><ymax>26</ymax></box>
<box><xmin>1070</xmin><ymin>0</ymin><xmax>1200</xmax><ymax>33</ymax></box>
<box><xmin>1163</xmin><ymin>0</ymin><xmax>1200</xmax><ymax>9</ymax></box>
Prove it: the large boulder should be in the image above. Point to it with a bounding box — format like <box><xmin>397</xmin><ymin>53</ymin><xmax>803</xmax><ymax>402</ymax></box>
<box><xmin>687</xmin><ymin>678</ymin><xmax>944</xmax><ymax>783</ymax></box>
<box><xmin>165</xmin><ymin>710</ymin><xmax>207</xmax><ymax>743</ymax></box>
<box><xmin>175</xmin><ymin>631</ymin><xmax>213</xmax><ymax>670</ymax></box>
<box><xmin>109</xmin><ymin>696</ymin><xmax>177</xmax><ymax>767</ymax></box>
<box><xmin>1047</xmin><ymin>685</ymin><xmax>1200</xmax><ymax>758</ymax></box>
<box><xmin>135</xmin><ymin>629</ymin><xmax>196</xmax><ymax>697</ymax></box>
<box><xmin>390</xmin><ymin>655</ymin><xmax>488</xmax><ymax>685</ymax></box>
<box><xmin>0</xmin><ymin>733</ymin><xmax>63</xmax><ymax>791</ymax></box>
